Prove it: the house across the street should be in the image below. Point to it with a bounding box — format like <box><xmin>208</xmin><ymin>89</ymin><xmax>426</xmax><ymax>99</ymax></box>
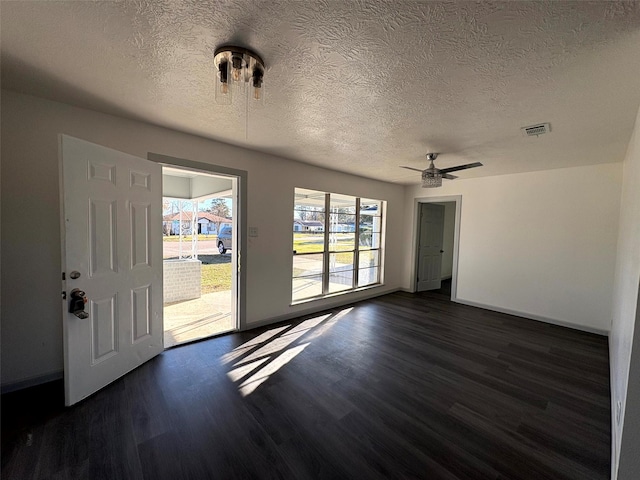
<box><xmin>163</xmin><ymin>211</ymin><xmax>231</xmax><ymax>235</ymax></box>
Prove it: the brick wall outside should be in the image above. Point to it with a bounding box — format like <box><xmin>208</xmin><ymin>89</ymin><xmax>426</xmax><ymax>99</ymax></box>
<box><xmin>163</xmin><ymin>259</ymin><xmax>202</xmax><ymax>303</ymax></box>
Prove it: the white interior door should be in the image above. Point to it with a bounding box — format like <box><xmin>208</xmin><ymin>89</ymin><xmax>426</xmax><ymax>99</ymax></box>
<box><xmin>417</xmin><ymin>203</ymin><xmax>445</xmax><ymax>292</ymax></box>
<box><xmin>61</xmin><ymin>135</ymin><xmax>163</xmax><ymax>406</ymax></box>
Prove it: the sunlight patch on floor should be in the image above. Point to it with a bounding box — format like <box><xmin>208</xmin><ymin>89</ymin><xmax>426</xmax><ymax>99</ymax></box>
<box><xmin>304</xmin><ymin>307</ymin><xmax>353</xmax><ymax>341</ymax></box>
<box><xmin>234</xmin><ymin>328</ymin><xmax>310</xmax><ymax>367</ymax></box>
<box><xmin>226</xmin><ymin>357</ymin><xmax>270</xmax><ymax>383</ymax></box>
<box><xmin>238</xmin><ymin>343</ymin><xmax>310</xmax><ymax>397</ymax></box>
<box><xmin>221</xmin><ymin>325</ymin><xmax>290</xmax><ymax>365</ymax></box>
<box><xmin>222</xmin><ymin>308</ymin><xmax>353</xmax><ymax>396</ymax></box>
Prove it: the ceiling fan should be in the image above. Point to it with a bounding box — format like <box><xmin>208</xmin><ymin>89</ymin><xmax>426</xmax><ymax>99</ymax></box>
<box><xmin>401</xmin><ymin>153</ymin><xmax>483</xmax><ymax>188</ymax></box>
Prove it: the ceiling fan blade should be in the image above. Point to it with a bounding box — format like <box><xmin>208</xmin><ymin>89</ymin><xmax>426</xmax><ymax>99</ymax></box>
<box><xmin>400</xmin><ymin>166</ymin><xmax>425</xmax><ymax>173</ymax></box>
<box><xmin>439</xmin><ymin>162</ymin><xmax>483</xmax><ymax>174</ymax></box>
<box><xmin>443</xmin><ymin>174</ymin><xmax>457</xmax><ymax>180</ymax></box>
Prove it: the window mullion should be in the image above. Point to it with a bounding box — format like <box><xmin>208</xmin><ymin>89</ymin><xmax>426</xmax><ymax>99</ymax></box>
<box><xmin>322</xmin><ymin>192</ymin><xmax>330</xmax><ymax>295</ymax></box>
<box><xmin>354</xmin><ymin>197</ymin><xmax>360</xmax><ymax>288</ymax></box>
<box><xmin>376</xmin><ymin>201</ymin><xmax>383</xmax><ymax>283</ymax></box>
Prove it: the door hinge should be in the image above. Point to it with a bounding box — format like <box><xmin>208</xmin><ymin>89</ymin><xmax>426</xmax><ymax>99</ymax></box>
<box><xmin>62</xmin><ymin>272</ymin><xmax>66</xmax><ymax>281</ymax></box>
<box><xmin>62</xmin><ymin>291</ymin><xmax>67</xmax><ymax>300</ymax></box>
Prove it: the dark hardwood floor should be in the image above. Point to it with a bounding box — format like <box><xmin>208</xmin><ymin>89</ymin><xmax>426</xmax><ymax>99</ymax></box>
<box><xmin>2</xmin><ymin>291</ymin><xmax>611</xmax><ymax>479</ymax></box>
<box><xmin>432</xmin><ymin>278</ymin><xmax>453</xmax><ymax>297</ymax></box>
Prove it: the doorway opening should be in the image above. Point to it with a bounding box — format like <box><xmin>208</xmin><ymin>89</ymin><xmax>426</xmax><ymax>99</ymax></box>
<box><xmin>162</xmin><ymin>166</ymin><xmax>238</xmax><ymax>347</ymax></box>
<box><xmin>412</xmin><ymin>196</ymin><xmax>462</xmax><ymax>300</ymax></box>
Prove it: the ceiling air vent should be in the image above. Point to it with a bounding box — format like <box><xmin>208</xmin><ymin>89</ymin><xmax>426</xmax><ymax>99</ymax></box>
<box><xmin>521</xmin><ymin>123</ymin><xmax>551</xmax><ymax>137</ymax></box>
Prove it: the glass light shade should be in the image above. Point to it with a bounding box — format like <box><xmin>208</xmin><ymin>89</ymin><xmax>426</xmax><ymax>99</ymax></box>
<box><xmin>215</xmin><ymin>60</ymin><xmax>232</xmax><ymax>105</ymax></box>
<box><xmin>231</xmin><ymin>54</ymin><xmax>244</xmax><ymax>83</ymax></box>
<box><xmin>421</xmin><ymin>171</ymin><xmax>442</xmax><ymax>188</ymax></box>
<box><xmin>214</xmin><ymin>46</ymin><xmax>265</xmax><ymax>106</ymax></box>
<box><xmin>250</xmin><ymin>84</ymin><xmax>265</xmax><ymax>106</ymax></box>
<box><xmin>251</xmin><ymin>71</ymin><xmax>265</xmax><ymax>106</ymax></box>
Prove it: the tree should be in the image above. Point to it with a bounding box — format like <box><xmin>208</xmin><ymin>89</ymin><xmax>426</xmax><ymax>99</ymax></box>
<box><xmin>163</xmin><ymin>199</ymin><xmax>180</xmax><ymax>235</ymax></box>
<box><xmin>207</xmin><ymin>198</ymin><xmax>231</xmax><ymax>235</ymax></box>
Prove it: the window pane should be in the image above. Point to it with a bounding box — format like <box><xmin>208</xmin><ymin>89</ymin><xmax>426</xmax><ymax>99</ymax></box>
<box><xmin>359</xmin><ymin>213</ymin><xmax>377</xmax><ymax>228</ymax></box>
<box><xmin>370</xmin><ymin>231</ymin><xmax>382</xmax><ymax>249</ymax></box>
<box><xmin>330</xmin><ymin>252</ymin><xmax>354</xmax><ymax>273</ymax></box>
<box><xmin>360</xmin><ymin>198</ymin><xmax>382</xmax><ymax>214</ymax></box>
<box><xmin>293</xmin><ymin>275</ymin><xmax>323</xmax><ymax>301</ymax></box>
<box><xmin>293</xmin><ymin>213</ymin><xmax>325</xmax><ymax>231</ymax></box>
<box><xmin>329</xmin><ymin>271</ymin><xmax>353</xmax><ymax>293</ymax></box>
<box><xmin>293</xmin><ymin>231</ymin><xmax>325</xmax><ymax>253</ymax></box>
<box><xmin>329</xmin><ymin>213</ymin><xmax>356</xmax><ymax>233</ymax></box>
<box><xmin>294</xmin><ymin>205</ymin><xmax>325</xmax><ymax>215</ymax></box>
<box><xmin>358</xmin><ymin>229</ymin><xmax>375</xmax><ymax>248</ymax></box>
<box><xmin>293</xmin><ymin>253</ymin><xmax>324</xmax><ymax>277</ymax></box>
<box><xmin>295</xmin><ymin>188</ymin><xmax>326</xmax><ymax>210</ymax></box>
<box><xmin>329</xmin><ymin>252</ymin><xmax>353</xmax><ymax>292</ymax></box>
<box><xmin>358</xmin><ymin>250</ymin><xmax>379</xmax><ymax>269</ymax></box>
<box><xmin>358</xmin><ymin>267</ymin><xmax>379</xmax><ymax>287</ymax></box>
<box><xmin>359</xmin><ymin>231</ymin><xmax>381</xmax><ymax>249</ymax></box>
<box><xmin>294</xmin><ymin>188</ymin><xmax>325</xmax><ymax>237</ymax></box>
<box><xmin>330</xmin><ymin>193</ymin><xmax>356</xmax><ymax>214</ymax></box>
<box><xmin>328</xmin><ymin>233</ymin><xmax>354</xmax><ymax>251</ymax></box>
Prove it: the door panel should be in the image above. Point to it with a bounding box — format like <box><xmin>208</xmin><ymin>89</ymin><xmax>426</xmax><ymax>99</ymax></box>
<box><xmin>417</xmin><ymin>203</ymin><xmax>445</xmax><ymax>292</ymax></box>
<box><xmin>61</xmin><ymin>135</ymin><xmax>163</xmax><ymax>406</ymax></box>
<box><xmin>132</xmin><ymin>285</ymin><xmax>152</xmax><ymax>342</ymax></box>
<box><xmin>90</xmin><ymin>295</ymin><xmax>118</xmax><ymax>363</ymax></box>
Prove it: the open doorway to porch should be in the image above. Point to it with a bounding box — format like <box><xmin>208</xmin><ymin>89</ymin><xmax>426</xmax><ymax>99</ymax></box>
<box><xmin>162</xmin><ymin>166</ymin><xmax>237</xmax><ymax>347</ymax></box>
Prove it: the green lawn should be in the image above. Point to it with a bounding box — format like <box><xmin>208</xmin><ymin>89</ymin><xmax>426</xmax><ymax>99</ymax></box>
<box><xmin>201</xmin><ymin>264</ymin><xmax>232</xmax><ymax>293</ymax></box>
<box><xmin>199</xmin><ymin>255</ymin><xmax>232</xmax><ymax>293</ymax></box>
<box><xmin>293</xmin><ymin>234</ymin><xmax>324</xmax><ymax>253</ymax></box>
<box><xmin>293</xmin><ymin>233</ymin><xmax>357</xmax><ymax>264</ymax></box>
<box><xmin>293</xmin><ymin>233</ymin><xmax>355</xmax><ymax>253</ymax></box>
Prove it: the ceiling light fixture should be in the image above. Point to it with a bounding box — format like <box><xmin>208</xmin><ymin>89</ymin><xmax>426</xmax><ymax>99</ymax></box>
<box><xmin>422</xmin><ymin>154</ymin><xmax>443</xmax><ymax>188</ymax></box>
<box><xmin>214</xmin><ymin>45</ymin><xmax>265</xmax><ymax>105</ymax></box>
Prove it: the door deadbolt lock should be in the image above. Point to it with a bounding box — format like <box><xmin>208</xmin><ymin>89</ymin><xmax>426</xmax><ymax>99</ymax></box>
<box><xmin>69</xmin><ymin>288</ymin><xmax>89</xmax><ymax>319</ymax></box>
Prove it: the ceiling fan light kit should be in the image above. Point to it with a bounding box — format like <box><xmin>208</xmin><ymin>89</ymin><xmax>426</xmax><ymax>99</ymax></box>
<box><xmin>422</xmin><ymin>171</ymin><xmax>443</xmax><ymax>188</ymax></box>
<box><xmin>214</xmin><ymin>45</ymin><xmax>265</xmax><ymax>106</ymax></box>
<box><xmin>422</xmin><ymin>154</ymin><xmax>443</xmax><ymax>188</ymax></box>
<box><xmin>401</xmin><ymin>153</ymin><xmax>484</xmax><ymax>188</ymax></box>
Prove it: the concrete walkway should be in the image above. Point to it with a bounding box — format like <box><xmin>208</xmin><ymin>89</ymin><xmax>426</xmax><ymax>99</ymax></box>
<box><xmin>164</xmin><ymin>290</ymin><xmax>233</xmax><ymax>348</ymax></box>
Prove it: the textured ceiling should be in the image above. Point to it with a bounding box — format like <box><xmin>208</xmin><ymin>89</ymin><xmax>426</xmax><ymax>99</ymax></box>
<box><xmin>2</xmin><ymin>1</ymin><xmax>640</xmax><ymax>185</ymax></box>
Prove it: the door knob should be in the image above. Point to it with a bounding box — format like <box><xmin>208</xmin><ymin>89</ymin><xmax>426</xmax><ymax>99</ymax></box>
<box><xmin>69</xmin><ymin>288</ymin><xmax>89</xmax><ymax>319</ymax></box>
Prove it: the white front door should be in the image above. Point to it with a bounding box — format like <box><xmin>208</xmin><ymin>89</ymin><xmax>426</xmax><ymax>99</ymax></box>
<box><xmin>61</xmin><ymin>135</ymin><xmax>163</xmax><ymax>406</ymax></box>
<box><xmin>417</xmin><ymin>203</ymin><xmax>445</xmax><ymax>292</ymax></box>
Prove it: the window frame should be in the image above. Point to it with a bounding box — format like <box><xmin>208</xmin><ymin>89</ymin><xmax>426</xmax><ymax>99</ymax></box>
<box><xmin>292</xmin><ymin>189</ymin><xmax>384</xmax><ymax>303</ymax></box>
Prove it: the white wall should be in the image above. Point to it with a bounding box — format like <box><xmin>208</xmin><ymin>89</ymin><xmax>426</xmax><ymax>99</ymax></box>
<box><xmin>403</xmin><ymin>163</ymin><xmax>622</xmax><ymax>333</ymax></box>
<box><xmin>0</xmin><ymin>91</ymin><xmax>405</xmax><ymax>387</ymax></box>
<box><xmin>611</xmin><ymin>103</ymin><xmax>640</xmax><ymax>480</ymax></box>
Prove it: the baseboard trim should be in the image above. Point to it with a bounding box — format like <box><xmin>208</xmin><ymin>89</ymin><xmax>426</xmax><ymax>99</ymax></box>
<box><xmin>453</xmin><ymin>297</ymin><xmax>609</xmax><ymax>336</ymax></box>
<box><xmin>1</xmin><ymin>370</ymin><xmax>63</xmax><ymax>394</ymax></box>
<box><xmin>245</xmin><ymin>287</ymin><xmax>401</xmax><ymax>331</ymax></box>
